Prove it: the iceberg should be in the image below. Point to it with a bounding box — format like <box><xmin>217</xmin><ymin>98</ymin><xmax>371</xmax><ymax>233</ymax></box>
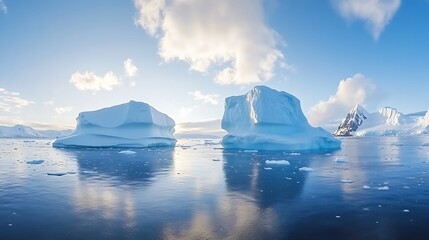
<box><xmin>0</xmin><ymin>124</ymin><xmax>72</xmax><ymax>139</ymax></box>
<box><xmin>334</xmin><ymin>104</ymin><xmax>429</xmax><ymax>136</ymax></box>
<box><xmin>53</xmin><ymin>101</ymin><xmax>176</xmax><ymax>148</ymax></box>
<box><xmin>221</xmin><ymin>86</ymin><xmax>341</xmax><ymax>151</ymax></box>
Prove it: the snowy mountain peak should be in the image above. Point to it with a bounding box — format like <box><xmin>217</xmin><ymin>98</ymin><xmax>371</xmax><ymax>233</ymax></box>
<box><xmin>333</xmin><ymin>104</ymin><xmax>368</xmax><ymax>136</ymax></box>
<box><xmin>378</xmin><ymin>107</ymin><xmax>405</xmax><ymax>125</ymax></box>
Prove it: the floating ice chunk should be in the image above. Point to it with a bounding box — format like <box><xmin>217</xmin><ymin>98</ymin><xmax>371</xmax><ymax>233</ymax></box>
<box><xmin>264</xmin><ymin>167</ymin><xmax>273</xmax><ymax>170</ymax></box>
<box><xmin>403</xmin><ymin>209</ymin><xmax>410</xmax><ymax>213</ymax></box>
<box><xmin>26</xmin><ymin>160</ymin><xmax>44</xmax><ymax>165</ymax></box>
<box><xmin>290</xmin><ymin>152</ymin><xmax>301</xmax><ymax>156</ymax></box>
<box><xmin>377</xmin><ymin>186</ymin><xmax>390</xmax><ymax>191</ymax></box>
<box><xmin>47</xmin><ymin>172</ymin><xmax>67</xmax><ymax>176</ymax></box>
<box><xmin>335</xmin><ymin>216</ymin><xmax>341</xmax><ymax>219</ymax></box>
<box><xmin>362</xmin><ymin>208</ymin><xmax>370</xmax><ymax>211</ymax></box>
<box><xmin>243</xmin><ymin>150</ymin><xmax>258</xmax><ymax>153</ymax></box>
<box><xmin>341</xmin><ymin>179</ymin><xmax>353</xmax><ymax>183</ymax></box>
<box><xmin>119</xmin><ymin>150</ymin><xmax>136</xmax><ymax>155</ymax></box>
<box><xmin>403</xmin><ymin>186</ymin><xmax>410</xmax><ymax>189</ymax></box>
<box><xmin>362</xmin><ymin>185</ymin><xmax>371</xmax><ymax>190</ymax></box>
<box><xmin>299</xmin><ymin>167</ymin><xmax>314</xmax><ymax>172</ymax></box>
<box><xmin>285</xmin><ymin>177</ymin><xmax>292</xmax><ymax>180</ymax></box>
<box><xmin>265</xmin><ymin>160</ymin><xmax>290</xmax><ymax>165</ymax></box>
<box><xmin>334</xmin><ymin>157</ymin><xmax>348</xmax><ymax>163</ymax></box>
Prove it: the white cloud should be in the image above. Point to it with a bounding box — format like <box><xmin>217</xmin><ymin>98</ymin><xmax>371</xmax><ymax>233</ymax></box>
<box><xmin>0</xmin><ymin>0</ymin><xmax>7</xmax><ymax>14</ymax></box>
<box><xmin>189</xmin><ymin>91</ymin><xmax>219</xmax><ymax>105</ymax></box>
<box><xmin>0</xmin><ymin>88</ymin><xmax>34</xmax><ymax>112</ymax></box>
<box><xmin>134</xmin><ymin>0</ymin><xmax>284</xmax><ymax>85</ymax></box>
<box><xmin>70</xmin><ymin>71</ymin><xmax>121</xmax><ymax>92</ymax></box>
<box><xmin>333</xmin><ymin>0</ymin><xmax>401</xmax><ymax>39</ymax></box>
<box><xmin>178</xmin><ymin>106</ymin><xmax>195</xmax><ymax>117</ymax></box>
<box><xmin>308</xmin><ymin>73</ymin><xmax>379</xmax><ymax>126</ymax></box>
<box><xmin>55</xmin><ymin>106</ymin><xmax>72</xmax><ymax>114</ymax></box>
<box><xmin>124</xmin><ymin>58</ymin><xmax>138</xmax><ymax>77</ymax></box>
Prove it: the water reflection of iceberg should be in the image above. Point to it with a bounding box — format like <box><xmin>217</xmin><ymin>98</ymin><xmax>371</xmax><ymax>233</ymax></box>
<box><xmin>222</xmin><ymin>150</ymin><xmax>308</xmax><ymax>208</ymax></box>
<box><xmin>62</xmin><ymin>148</ymin><xmax>175</xmax><ymax>185</ymax></box>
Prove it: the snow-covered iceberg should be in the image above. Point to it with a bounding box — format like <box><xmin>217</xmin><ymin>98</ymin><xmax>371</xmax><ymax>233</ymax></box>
<box><xmin>0</xmin><ymin>124</ymin><xmax>71</xmax><ymax>138</ymax></box>
<box><xmin>53</xmin><ymin>101</ymin><xmax>176</xmax><ymax>148</ymax></box>
<box><xmin>221</xmin><ymin>86</ymin><xmax>341</xmax><ymax>151</ymax></box>
<box><xmin>334</xmin><ymin>104</ymin><xmax>429</xmax><ymax>136</ymax></box>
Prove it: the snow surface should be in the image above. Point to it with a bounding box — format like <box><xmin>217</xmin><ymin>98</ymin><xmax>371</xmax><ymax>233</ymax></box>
<box><xmin>335</xmin><ymin>104</ymin><xmax>429</xmax><ymax>136</ymax></box>
<box><xmin>221</xmin><ymin>86</ymin><xmax>341</xmax><ymax>151</ymax></box>
<box><xmin>53</xmin><ymin>101</ymin><xmax>176</xmax><ymax>148</ymax></box>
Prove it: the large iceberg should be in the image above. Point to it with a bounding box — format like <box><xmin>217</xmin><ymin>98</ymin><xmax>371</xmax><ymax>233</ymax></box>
<box><xmin>53</xmin><ymin>101</ymin><xmax>176</xmax><ymax>148</ymax></box>
<box><xmin>334</xmin><ymin>104</ymin><xmax>429</xmax><ymax>136</ymax></box>
<box><xmin>0</xmin><ymin>124</ymin><xmax>72</xmax><ymax>138</ymax></box>
<box><xmin>221</xmin><ymin>86</ymin><xmax>341</xmax><ymax>151</ymax></box>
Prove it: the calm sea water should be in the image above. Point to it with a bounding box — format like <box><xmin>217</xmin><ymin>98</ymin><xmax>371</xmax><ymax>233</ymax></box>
<box><xmin>2</xmin><ymin>137</ymin><xmax>429</xmax><ymax>239</ymax></box>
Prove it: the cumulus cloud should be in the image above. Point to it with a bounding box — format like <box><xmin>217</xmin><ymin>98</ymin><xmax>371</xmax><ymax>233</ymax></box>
<box><xmin>134</xmin><ymin>0</ymin><xmax>284</xmax><ymax>85</ymax></box>
<box><xmin>189</xmin><ymin>91</ymin><xmax>219</xmax><ymax>105</ymax></box>
<box><xmin>308</xmin><ymin>73</ymin><xmax>379</xmax><ymax>126</ymax></box>
<box><xmin>70</xmin><ymin>71</ymin><xmax>120</xmax><ymax>92</ymax></box>
<box><xmin>55</xmin><ymin>106</ymin><xmax>72</xmax><ymax>114</ymax></box>
<box><xmin>333</xmin><ymin>0</ymin><xmax>401</xmax><ymax>39</ymax></box>
<box><xmin>0</xmin><ymin>0</ymin><xmax>7</xmax><ymax>14</ymax></box>
<box><xmin>124</xmin><ymin>58</ymin><xmax>138</xmax><ymax>77</ymax></box>
<box><xmin>0</xmin><ymin>88</ymin><xmax>34</xmax><ymax>112</ymax></box>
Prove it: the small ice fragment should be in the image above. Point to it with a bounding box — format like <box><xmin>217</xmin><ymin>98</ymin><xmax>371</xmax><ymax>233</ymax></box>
<box><xmin>264</xmin><ymin>167</ymin><xmax>273</xmax><ymax>170</ymax></box>
<box><xmin>377</xmin><ymin>186</ymin><xmax>390</xmax><ymax>191</ymax></box>
<box><xmin>26</xmin><ymin>160</ymin><xmax>44</xmax><ymax>165</ymax></box>
<box><xmin>341</xmin><ymin>179</ymin><xmax>353</xmax><ymax>183</ymax></box>
<box><xmin>299</xmin><ymin>167</ymin><xmax>314</xmax><ymax>172</ymax></box>
<box><xmin>8</xmin><ymin>224</ymin><xmax>12</xmax><ymax>226</ymax></box>
<box><xmin>334</xmin><ymin>157</ymin><xmax>348</xmax><ymax>163</ymax></box>
<box><xmin>403</xmin><ymin>186</ymin><xmax>410</xmax><ymax>189</ymax></box>
<box><xmin>265</xmin><ymin>160</ymin><xmax>290</xmax><ymax>165</ymax></box>
<box><xmin>335</xmin><ymin>216</ymin><xmax>341</xmax><ymax>219</ymax></box>
<box><xmin>290</xmin><ymin>152</ymin><xmax>301</xmax><ymax>156</ymax></box>
<box><xmin>362</xmin><ymin>185</ymin><xmax>371</xmax><ymax>190</ymax></box>
<box><xmin>403</xmin><ymin>209</ymin><xmax>410</xmax><ymax>213</ymax></box>
<box><xmin>362</xmin><ymin>208</ymin><xmax>370</xmax><ymax>211</ymax></box>
<box><xmin>325</xmin><ymin>153</ymin><xmax>331</xmax><ymax>156</ymax></box>
<box><xmin>47</xmin><ymin>172</ymin><xmax>67</xmax><ymax>176</ymax></box>
<box><xmin>244</xmin><ymin>150</ymin><xmax>258</xmax><ymax>153</ymax></box>
<box><xmin>119</xmin><ymin>150</ymin><xmax>136</xmax><ymax>155</ymax></box>
<box><xmin>285</xmin><ymin>177</ymin><xmax>292</xmax><ymax>180</ymax></box>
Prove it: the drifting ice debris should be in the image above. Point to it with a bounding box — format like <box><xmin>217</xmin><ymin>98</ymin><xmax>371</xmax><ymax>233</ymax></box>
<box><xmin>334</xmin><ymin>157</ymin><xmax>348</xmax><ymax>163</ymax></box>
<box><xmin>362</xmin><ymin>185</ymin><xmax>371</xmax><ymax>190</ymax></box>
<box><xmin>377</xmin><ymin>186</ymin><xmax>390</xmax><ymax>191</ymax></box>
<box><xmin>221</xmin><ymin>86</ymin><xmax>341</xmax><ymax>151</ymax></box>
<box><xmin>341</xmin><ymin>179</ymin><xmax>353</xmax><ymax>183</ymax></box>
<box><xmin>264</xmin><ymin>167</ymin><xmax>273</xmax><ymax>170</ymax></box>
<box><xmin>299</xmin><ymin>167</ymin><xmax>314</xmax><ymax>172</ymax></box>
<box><xmin>47</xmin><ymin>172</ymin><xmax>67</xmax><ymax>176</ymax></box>
<box><xmin>118</xmin><ymin>150</ymin><xmax>137</xmax><ymax>155</ymax></box>
<box><xmin>403</xmin><ymin>209</ymin><xmax>410</xmax><ymax>213</ymax></box>
<box><xmin>26</xmin><ymin>160</ymin><xmax>44</xmax><ymax>165</ymax></box>
<box><xmin>265</xmin><ymin>160</ymin><xmax>291</xmax><ymax>165</ymax></box>
<box><xmin>290</xmin><ymin>152</ymin><xmax>301</xmax><ymax>156</ymax></box>
<box><xmin>243</xmin><ymin>150</ymin><xmax>258</xmax><ymax>153</ymax></box>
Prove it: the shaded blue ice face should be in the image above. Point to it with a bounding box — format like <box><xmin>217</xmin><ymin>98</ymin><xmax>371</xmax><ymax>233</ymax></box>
<box><xmin>2</xmin><ymin>136</ymin><xmax>429</xmax><ymax>239</ymax></box>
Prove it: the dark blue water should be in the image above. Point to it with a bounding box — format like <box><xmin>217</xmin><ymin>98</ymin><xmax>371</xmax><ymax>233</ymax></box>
<box><xmin>2</xmin><ymin>137</ymin><xmax>429</xmax><ymax>239</ymax></box>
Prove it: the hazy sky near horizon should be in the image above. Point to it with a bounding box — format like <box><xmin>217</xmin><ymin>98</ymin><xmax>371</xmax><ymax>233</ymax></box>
<box><xmin>0</xmin><ymin>0</ymin><xmax>428</xmax><ymax>129</ymax></box>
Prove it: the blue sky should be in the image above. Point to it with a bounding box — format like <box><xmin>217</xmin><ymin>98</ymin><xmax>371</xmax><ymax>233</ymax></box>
<box><xmin>0</xmin><ymin>0</ymin><xmax>428</xmax><ymax>130</ymax></box>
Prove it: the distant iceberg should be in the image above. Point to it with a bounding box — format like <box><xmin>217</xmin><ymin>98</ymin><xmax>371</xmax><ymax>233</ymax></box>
<box><xmin>221</xmin><ymin>86</ymin><xmax>341</xmax><ymax>151</ymax></box>
<box><xmin>0</xmin><ymin>124</ymin><xmax>71</xmax><ymax>139</ymax></box>
<box><xmin>53</xmin><ymin>101</ymin><xmax>176</xmax><ymax>148</ymax></box>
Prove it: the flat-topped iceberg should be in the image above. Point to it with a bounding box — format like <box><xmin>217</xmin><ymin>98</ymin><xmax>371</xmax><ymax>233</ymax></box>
<box><xmin>53</xmin><ymin>101</ymin><xmax>176</xmax><ymax>148</ymax></box>
<box><xmin>221</xmin><ymin>86</ymin><xmax>341</xmax><ymax>151</ymax></box>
